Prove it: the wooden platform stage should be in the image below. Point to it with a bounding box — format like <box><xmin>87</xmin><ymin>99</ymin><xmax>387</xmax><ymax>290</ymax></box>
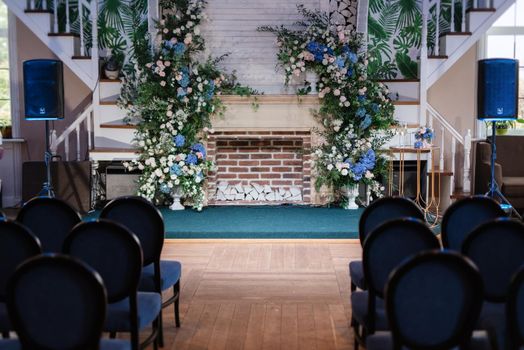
<box><xmin>150</xmin><ymin>239</ymin><xmax>360</xmax><ymax>350</ymax></box>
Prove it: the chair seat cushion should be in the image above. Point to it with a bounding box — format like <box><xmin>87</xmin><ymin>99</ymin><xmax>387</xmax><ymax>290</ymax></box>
<box><xmin>350</xmin><ymin>291</ymin><xmax>388</xmax><ymax>331</ymax></box>
<box><xmin>349</xmin><ymin>260</ymin><xmax>366</xmax><ymax>290</ymax></box>
<box><xmin>100</xmin><ymin>339</ymin><xmax>131</xmax><ymax>350</ymax></box>
<box><xmin>366</xmin><ymin>331</ymin><xmax>492</xmax><ymax>350</ymax></box>
<box><xmin>104</xmin><ymin>292</ymin><xmax>161</xmax><ymax>332</ymax></box>
<box><xmin>139</xmin><ymin>260</ymin><xmax>181</xmax><ymax>292</ymax></box>
<box><xmin>0</xmin><ymin>303</ymin><xmax>10</xmax><ymax>333</ymax></box>
<box><xmin>478</xmin><ymin>301</ymin><xmax>505</xmax><ymax>349</ymax></box>
<box><xmin>0</xmin><ymin>339</ymin><xmax>20</xmax><ymax>350</ymax></box>
<box><xmin>0</xmin><ymin>339</ymin><xmax>130</xmax><ymax>350</ymax></box>
<box><xmin>502</xmin><ymin>177</ymin><xmax>524</xmax><ymax>197</ymax></box>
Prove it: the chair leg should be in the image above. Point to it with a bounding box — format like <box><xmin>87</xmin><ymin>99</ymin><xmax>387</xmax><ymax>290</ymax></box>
<box><xmin>174</xmin><ymin>283</ymin><xmax>181</xmax><ymax>327</ymax></box>
<box><xmin>156</xmin><ymin>311</ymin><xmax>164</xmax><ymax>348</ymax></box>
<box><xmin>2</xmin><ymin>331</ymin><xmax>9</xmax><ymax>339</ymax></box>
<box><xmin>109</xmin><ymin>332</ymin><xmax>116</xmax><ymax>339</ymax></box>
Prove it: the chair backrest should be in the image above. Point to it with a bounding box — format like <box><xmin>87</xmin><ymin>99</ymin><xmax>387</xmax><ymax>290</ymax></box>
<box><xmin>463</xmin><ymin>218</ymin><xmax>524</xmax><ymax>302</ymax></box>
<box><xmin>508</xmin><ymin>267</ymin><xmax>524</xmax><ymax>349</ymax></box>
<box><xmin>359</xmin><ymin>197</ymin><xmax>425</xmax><ymax>245</ymax></box>
<box><xmin>17</xmin><ymin>197</ymin><xmax>81</xmax><ymax>252</ymax></box>
<box><xmin>63</xmin><ymin>220</ymin><xmax>143</xmax><ymax>303</ymax></box>
<box><xmin>7</xmin><ymin>254</ymin><xmax>107</xmax><ymax>350</ymax></box>
<box><xmin>0</xmin><ymin>210</ymin><xmax>6</xmax><ymax>221</ymax></box>
<box><xmin>363</xmin><ymin>218</ymin><xmax>440</xmax><ymax>298</ymax></box>
<box><xmin>441</xmin><ymin>196</ymin><xmax>505</xmax><ymax>250</ymax></box>
<box><xmin>385</xmin><ymin>251</ymin><xmax>483</xmax><ymax>350</ymax></box>
<box><xmin>0</xmin><ymin>221</ymin><xmax>42</xmax><ymax>301</ymax></box>
<box><xmin>100</xmin><ymin>196</ymin><xmax>164</xmax><ymax>266</ymax></box>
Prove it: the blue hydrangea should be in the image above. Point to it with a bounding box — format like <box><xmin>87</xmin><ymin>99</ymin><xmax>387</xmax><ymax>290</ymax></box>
<box><xmin>174</xmin><ymin>134</ymin><xmax>185</xmax><ymax>147</ymax></box>
<box><xmin>177</xmin><ymin>87</ymin><xmax>187</xmax><ymax>98</ymax></box>
<box><xmin>179</xmin><ymin>72</ymin><xmax>190</xmax><ymax>88</ymax></box>
<box><xmin>351</xmin><ymin>162</ymin><xmax>367</xmax><ymax>181</ymax></box>
<box><xmin>361</xmin><ymin>115</ymin><xmax>372</xmax><ymax>130</ymax></box>
<box><xmin>414</xmin><ymin>140</ymin><xmax>423</xmax><ymax>149</ymax></box>
<box><xmin>205</xmin><ymin>80</ymin><xmax>215</xmax><ymax>100</ymax></box>
<box><xmin>170</xmin><ymin>164</ymin><xmax>183</xmax><ymax>176</ymax></box>
<box><xmin>185</xmin><ymin>153</ymin><xmax>198</xmax><ymax>165</ymax></box>
<box><xmin>173</xmin><ymin>42</ymin><xmax>186</xmax><ymax>56</ymax></box>
<box><xmin>356</xmin><ymin>107</ymin><xmax>366</xmax><ymax>118</ymax></box>
<box><xmin>306</xmin><ymin>41</ymin><xmax>334</xmax><ymax>62</ymax></box>
<box><xmin>346</xmin><ymin>67</ymin><xmax>354</xmax><ymax>77</ymax></box>
<box><xmin>358</xmin><ymin>95</ymin><xmax>366</xmax><ymax>103</ymax></box>
<box><xmin>335</xmin><ymin>56</ymin><xmax>345</xmax><ymax>68</ymax></box>
<box><xmin>191</xmin><ymin>143</ymin><xmax>207</xmax><ymax>159</ymax></box>
<box><xmin>371</xmin><ymin>103</ymin><xmax>380</xmax><ymax>113</ymax></box>
<box><xmin>361</xmin><ymin>149</ymin><xmax>376</xmax><ymax>170</ymax></box>
<box><xmin>160</xmin><ymin>183</ymin><xmax>171</xmax><ymax>194</ymax></box>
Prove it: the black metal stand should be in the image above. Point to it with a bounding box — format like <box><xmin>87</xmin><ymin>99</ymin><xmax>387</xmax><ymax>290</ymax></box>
<box><xmin>486</xmin><ymin>121</ymin><xmax>521</xmax><ymax>219</ymax></box>
<box><xmin>38</xmin><ymin>120</ymin><xmax>55</xmax><ymax>198</ymax></box>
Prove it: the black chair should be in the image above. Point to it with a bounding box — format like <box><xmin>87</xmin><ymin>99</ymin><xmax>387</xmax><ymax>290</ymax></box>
<box><xmin>5</xmin><ymin>254</ymin><xmax>130</xmax><ymax>350</ymax></box>
<box><xmin>17</xmin><ymin>197</ymin><xmax>81</xmax><ymax>252</ymax></box>
<box><xmin>366</xmin><ymin>251</ymin><xmax>489</xmax><ymax>350</ymax></box>
<box><xmin>0</xmin><ymin>221</ymin><xmax>41</xmax><ymax>339</ymax></box>
<box><xmin>441</xmin><ymin>195</ymin><xmax>505</xmax><ymax>251</ymax></box>
<box><xmin>508</xmin><ymin>267</ymin><xmax>524</xmax><ymax>350</ymax></box>
<box><xmin>351</xmin><ymin>218</ymin><xmax>440</xmax><ymax>349</ymax></box>
<box><xmin>63</xmin><ymin>220</ymin><xmax>161</xmax><ymax>350</ymax></box>
<box><xmin>463</xmin><ymin>218</ymin><xmax>524</xmax><ymax>350</ymax></box>
<box><xmin>0</xmin><ymin>210</ymin><xmax>6</xmax><ymax>221</ymax></box>
<box><xmin>350</xmin><ymin>196</ymin><xmax>424</xmax><ymax>292</ymax></box>
<box><xmin>100</xmin><ymin>196</ymin><xmax>181</xmax><ymax>346</ymax></box>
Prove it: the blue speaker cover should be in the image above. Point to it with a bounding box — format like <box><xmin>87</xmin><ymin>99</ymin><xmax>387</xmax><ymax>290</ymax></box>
<box><xmin>23</xmin><ymin>59</ymin><xmax>64</xmax><ymax>120</ymax></box>
<box><xmin>477</xmin><ymin>58</ymin><xmax>519</xmax><ymax>121</ymax></box>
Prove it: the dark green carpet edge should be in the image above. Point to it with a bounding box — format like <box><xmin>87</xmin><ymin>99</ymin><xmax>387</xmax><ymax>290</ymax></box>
<box><xmin>85</xmin><ymin>205</ymin><xmax>361</xmax><ymax>239</ymax></box>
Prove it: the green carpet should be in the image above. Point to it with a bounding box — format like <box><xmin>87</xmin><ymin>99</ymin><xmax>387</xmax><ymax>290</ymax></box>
<box><xmin>86</xmin><ymin>205</ymin><xmax>362</xmax><ymax>239</ymax></box>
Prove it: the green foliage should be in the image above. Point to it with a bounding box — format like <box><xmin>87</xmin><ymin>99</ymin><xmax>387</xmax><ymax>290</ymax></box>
<box><xmin>260</xmin><ymin>6</ymin><xmax>396</xmax><ymax>203</ymax></box>
<box><xmin>395</xmin><ymin>52</ymin><xmax>418</xmax><ymax>79</ymax></box>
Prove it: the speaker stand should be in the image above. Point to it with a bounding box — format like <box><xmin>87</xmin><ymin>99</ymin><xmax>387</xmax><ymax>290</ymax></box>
<box><xmin>38</xmin><ymin>120</ymin><xmax>55</xmax><ymax>198</ymax></box>
<box><xmin>485</xmin><ymin>121</ymin><xmax>521</xmax><ymax>219</ymax></box>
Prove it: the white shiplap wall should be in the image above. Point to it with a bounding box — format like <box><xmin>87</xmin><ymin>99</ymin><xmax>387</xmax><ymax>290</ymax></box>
<box><xmin>200</xmin><ymin>0</ymin><xmax>330</xmax><ymax>94</ymax></box>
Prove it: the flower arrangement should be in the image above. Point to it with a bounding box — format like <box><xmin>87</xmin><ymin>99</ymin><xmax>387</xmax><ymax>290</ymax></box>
<box><xmin>120</xmin><ymin>0</ymin><xmax>254</xmax><ymax>210</ymax></box>
<box><xmin>260</xmin><ymin>6</ymin><xmax>396</xmax><ymax>203</ymax></box>
<box><xmin>414</xmin><ymin>126</ymin><xmax>434</xmax><ymax>149</ymax></box>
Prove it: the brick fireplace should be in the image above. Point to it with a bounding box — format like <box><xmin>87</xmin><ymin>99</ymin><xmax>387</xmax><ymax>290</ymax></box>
<box><xmin>207</xmin><ymin>131</ymin><xmax>312</xmax><ymax>205</ymax></box>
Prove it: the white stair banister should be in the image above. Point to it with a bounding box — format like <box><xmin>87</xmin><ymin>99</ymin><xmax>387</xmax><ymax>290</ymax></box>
<box><xmin>51</xmin><ymin>104</ymin><xmax>94</xmax><ymax>161</ymax></box>
<box><xmin>463</xmin><ymin>129</ymin><xmax>472</xmax><ymax>193</ymax></box>
<box><xmin>91</xmin><ymin>0</ymin><xmax>99</xmax><ymax>73</ymax></box>
<box><xmin>451</xmin><ymin>138</ymin><xmax>456</xmax><ymax>194</ymax></box>
<box><xmin>461</xmin><ymin>0</ymin><xmax>466</xmax><ymax>32</ymax></box>
<box><xmin>434</xmin><ymin>0</ymin><xmax>440</xmax><ymax>55</ymax></box>
<box><xmin>451</xmin><ymin>0</ymin><xmax>455</xmax><ymax>31</ymax></box>
<box><xmin>53</xmin><ymin>0</ymin><xmax>58</xmax><ymax>33</ymax></box>
<box><xmin>65</xmin><ymin>0</ymin><xmax>70</xmax><ymax>32</ymax></box>
<box><xmin>79</xmin><ymin>1</ymin><xmax>85</xmax><ymax>54</ymax></box>
<box><xmin>420</xmin><ymin>0</ymin><xmax>429</xmax><ymax>125</ymax></box>
<box><xmin>440</xmin><ymin>126</ymin><xmax>445</xmax><ymax>170</ymax></box>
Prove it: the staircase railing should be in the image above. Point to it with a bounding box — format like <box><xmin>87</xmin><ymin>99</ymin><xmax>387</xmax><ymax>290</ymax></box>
<box><xmin>50</xmin><ymin>103</ymin><xmax>94</xmax><ymax>161</ymax></box>
<box><xmin>426</xmin><ymin>103</ymin><xmax>472</xmax><ymax>195</ymax></box>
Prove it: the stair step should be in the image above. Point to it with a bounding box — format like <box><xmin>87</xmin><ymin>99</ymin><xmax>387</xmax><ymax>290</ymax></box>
<box><xmin>91</xmin><ymin>147</ymin><xmax>136</xmax><ymax>153</ymax></box>
<box><xmin>392</xmin><ymin>100</ymin><xmax>419</xmax><ymax>105</ymax></box>
<box><xmin>428</xmin><ymin>55</ymin><xmax>449</xmax><ymax>59</ymax></box>
<box><xmin>90</xmin><ymin>147</ymin><xmax>138</xmax><ymax>161</ymax></box>
<box><xmin>450</xmin><ymin>191</ymin><xmax>472</xmax><ymax>200</ymax></box>
<box><xmin>427</xmin><ymin>170</ymin><xmax>454</xmax><ymax>176</ymax></box>
<box><xmin>439</xmin><ymin>31</ymin><xmax>472</xmax><ymax>38</ymax></box>
<box><xmin>101</xmin><ymin>78</ymin><xmax>122</xmax><ymax>83</ymax></box>
<box><xmin>72</xmin><ymin>56</ymin><xmax>91</xmax><ymax>60</ymax></box>
<box><xmin>379</xmin><ymin>79</ymin><xmax>420</xmax><ymax>83</ymax></box>
<box><xmin>48</xmin><ymin>32</ymin><xmax>80</xmax><ymax>38</ymax></box>
<box><xmin>100</xmin><ymin>100</ymin><xmax>118</xmax><ymax>106</ymax></box>
<box><xmin>24</xmin><ymin>9</ymin><xmax>52</xmax><ymax>13</ymax></box>
<box><xmin>466</xmin><ymin>7</ymin><xmax>496</xmax><ymax>12</ymax></box>
<box><xmin>100</xmin><ymin>122</ymin><xmax>136</xmax><ymax>129</ymax></box>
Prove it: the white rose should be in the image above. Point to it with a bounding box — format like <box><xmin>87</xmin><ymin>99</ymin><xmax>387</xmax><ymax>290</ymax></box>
<box><xmin>327</xmin><ymin>164</ymin><xmax>334</xmax><ymax>171</ymax></box>
<box><xmin>341</xmin><ymin>169</ymin><xmax>349</xmax><ymax>176</ymax></box>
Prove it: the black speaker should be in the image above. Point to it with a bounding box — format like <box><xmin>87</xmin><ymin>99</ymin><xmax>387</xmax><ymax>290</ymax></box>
<box><xmin>23</xmin><ymin>59</ymin><xmax>64</xmax><ymax>120</ymax></box>
<box><xmin>477</xmin><ymin>58</ymin><xmax>519</xmax><ymax>121</ymax></box>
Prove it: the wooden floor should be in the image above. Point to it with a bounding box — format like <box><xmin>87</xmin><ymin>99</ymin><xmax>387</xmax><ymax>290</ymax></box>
<box><xmin>151</xmin><ymin>240</ymin><xmax>361</xmax><ymax>350</ymax></box>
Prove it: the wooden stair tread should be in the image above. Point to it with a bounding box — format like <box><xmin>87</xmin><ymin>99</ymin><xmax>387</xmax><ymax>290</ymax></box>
<box><xmin>429</xmin><ymin>55</ymin><xmax>449</xmax><ymax>59</ymax></box>
<box><xmin>392</xmin><ymin>100</ymin><xmax>419</xmax><ymax>105</ymax></box>
<box><xmin>100</xmin><ymin>122</ymin><xmax>136</xmax><ymax>129</ymax></box>
<box><xmin>439</xmin><ymin>31</ymin><xmax>472</xmax><ymax>37</ymax></box>
<box><xmin>91</xmin><ymin>147</ymin><xmax>137</xmax><ymax>153</ymax></box>
<box><xmin>100</xmin><ymin>100</ymin><xmax>118</xmax><ymax>105</ymax></box>
<box><xmin>48</xmin><ymin>32</ymin><xmax>80</xmax><ymax>38</ymax></box>
<box><xmin>25</xmin><ymin>9</ymin><xmax>53</xmax><ymax>13</ymax></box>
<box><xmin>466</xmin><ymin>7</ymin><xmax>496</xmax><ymax>12</ymax></box>
<box><xmin>379</xmin><ymin>79</ymin><xmax>420</xmax><ymax>83</ymax></box>
<box><xmin>427</xmin><ymin>170</ymin><xmax>454</xmax><ymax>176</ymax></box>
<box><xmin>100</xmin><ymin>78</ymin><xmax>122</xmax><ymax>83</ymax></box>
<box><xmin>450</xmin><ymin>191</ymin><xmax>472</xmax><ymax>200</ymax></box>
<box><xmin>72</xmin><ymin>56</ymin><xmax>91</xmax><ymax>60</ymax></box>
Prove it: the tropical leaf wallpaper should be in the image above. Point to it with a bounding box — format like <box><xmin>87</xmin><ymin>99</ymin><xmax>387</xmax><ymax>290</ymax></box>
<box><xmin>367</xmin><ymin>0</ymin><xmax>463</xmax><ymax>79</ymax></box>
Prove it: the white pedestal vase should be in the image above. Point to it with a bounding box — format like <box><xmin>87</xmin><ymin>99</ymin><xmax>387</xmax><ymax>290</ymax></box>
<box><xmin>169</xmin><ymin>186</ymin><xmax>185</xmax><ymax>211</ymax></box>
<box><xmin>342</xmin><ymin>184</ymin><xmax>359</xmax><ymax>210</ymax></box>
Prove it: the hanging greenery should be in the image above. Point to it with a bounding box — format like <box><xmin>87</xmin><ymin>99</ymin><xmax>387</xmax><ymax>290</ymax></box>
<box><xmin>120</xmin><ymin>0</ymin><xmax>256</xmax><ymax>210</ymax></box>
<box><xmin>260</xmin><ymin>6</ymin><xmax>396</xmax><ymax>204</ymax></box>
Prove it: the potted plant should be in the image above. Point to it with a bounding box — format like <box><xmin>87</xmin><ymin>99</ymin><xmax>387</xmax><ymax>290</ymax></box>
<box><xmin>494</xmin><ymin>121</ymin><xmax>515</xmax><ymax>135</ymax></box>
<box><xmin>0</xmin><ymin>119</ymin><xmax>12</xmax><ymax>139</ymax></box>
<box><xmin>103</xmin><ymin>51</ymin><xmax>124</xmax><ymax>80</ymax></box>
